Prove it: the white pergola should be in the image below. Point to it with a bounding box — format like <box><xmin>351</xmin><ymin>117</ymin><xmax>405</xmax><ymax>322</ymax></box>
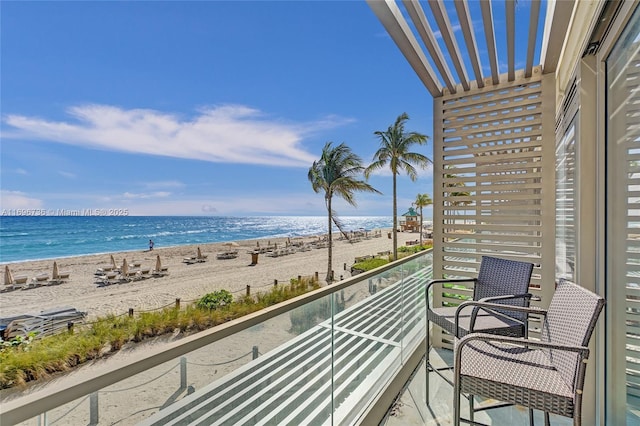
<box><xmin>366</xmin><ymin>0</ymin><xmax>583</xmax><ymax>349</ymax></box>
<box><xmin>366</xmin><ymin>0</ymin><xmax>575</xmax><ymax>96</ymax></box>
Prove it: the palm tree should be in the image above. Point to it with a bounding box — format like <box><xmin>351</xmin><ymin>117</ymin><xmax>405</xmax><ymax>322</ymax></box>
<box><xmin>444</xmin><ymin>165</ymin><xmax>472</xmax><ymax>225</ymax></box>
<box><xmin>414</xmin><ymin>193</ymin><xmax>433</xmax><ymax>246</ymax></box>
<box><xmin>365</xmin><ymin>112</ymin><xmax>431</xmax><ymax>260</ymax></box>
<box><xmin>308</xmin><ymin>142</ymin><xmax>380</xmax><ymax>282</ymax></box>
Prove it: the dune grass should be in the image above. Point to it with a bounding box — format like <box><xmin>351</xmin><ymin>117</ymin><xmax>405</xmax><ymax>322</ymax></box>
<box><xmin>0</xmin><ymin>276</ymin><xmax>319</xmax><ymax>389</ymax></box>
<box><xmin>352</xmin><ymin>242</ymin><xmax>433</xmax><ymax>272</ymax></box>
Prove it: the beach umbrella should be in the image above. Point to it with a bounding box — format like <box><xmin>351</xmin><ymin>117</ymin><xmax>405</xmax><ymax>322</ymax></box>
<box><xmin>197</xmin><ymin>247</ymin><xmax>203</xmax><ymax>259</ymax></box>
<box><xmin>256</xmin><ymin>241</ymin><xmax>260</xmax><ymax>248</ymax></box>
<box><xmin>110</xmin><ymin>255</ymin><xmax>117</xmax><ymax>270</ymax></box>
<box><xmin>155</xmin><ymin>255</ymin><xmax>162</xmax><ymax>272</ymax></box>
<box><xmin>122</xmin><ymin>259</ymin><xmax>129</xmax><ymax>278</ymax></box>
<box><xmin>4</xmin><ymin>265</ymin><xmax>14</xmax><ymax>285</ymax></box>
<box><xmin>53</xmin><ymin>261</ymin><xmax>60</xmax><ymax>280</ymax></box>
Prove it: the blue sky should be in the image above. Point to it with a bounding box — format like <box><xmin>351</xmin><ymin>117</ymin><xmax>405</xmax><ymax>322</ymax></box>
<box><xmin>1</xmin><ymin>1</ymin><xmax>542</xmax><ymax>217</ymax></box>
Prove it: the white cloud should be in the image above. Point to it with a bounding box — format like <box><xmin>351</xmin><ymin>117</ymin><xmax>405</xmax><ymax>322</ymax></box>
<box><xmin>366</xmin><ymin>166</ymin><xmax>433</xmax><ymax>179</ymax></box>
<box><xmin>116</xmin><ymin>192</ymin><xmax>343</xmax><ymax>216</ymax></box>
<box><xmin>0</xmin><ymin>190</ymin><xmax>44</xmax><ymax>209</ymax></box>
<box><xmin>122</xmin><ymin>191</ymin><xmax>172</xmax><ymax>200</ymax></box>
<box><xmin>142</xmin><ymin>180</ymin><xmax>186</xmax><ymax>190</ymax></box>
<box><xmin>3</xmin><ymin>104</ymin><xmax>355</xmax><ymax>167</ymax></box>
<box><xmin>16</xmin><ymin>168</ymin><xmax>28</xmax><ymax>175</ymax></box>
<box><xmin>58</xmin><ymin>171</ymin><xmax>76</xmax><ymax>179</ymax></box>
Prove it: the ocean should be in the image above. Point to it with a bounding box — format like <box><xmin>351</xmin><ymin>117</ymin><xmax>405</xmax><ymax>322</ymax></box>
<box><xmin>0</xmin><ymin>216</ymin><xmax>393</xmax><ymax>264</ymax></box>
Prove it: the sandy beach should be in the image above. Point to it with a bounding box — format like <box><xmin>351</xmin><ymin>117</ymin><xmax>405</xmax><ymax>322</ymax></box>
<box><xmin>1</xmin><ymin>230</ymin><xmax>420</xmax><ymax>320</ymax></box>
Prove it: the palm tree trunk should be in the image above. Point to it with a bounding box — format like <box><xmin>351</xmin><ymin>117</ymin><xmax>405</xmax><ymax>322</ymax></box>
<box><xmin>419</xmin><ymin>206</ymin><xmax>423</xmax><ymax>246</ymax></box>
<box><xmin>392</xmin><ymin>173</ymin><xmax>398</xmax><ymax>260</ymax></box>
<box><xmin>327</xmin><ymin>197</ymin><xmax>333</xmax><ymax>283</ymax></box>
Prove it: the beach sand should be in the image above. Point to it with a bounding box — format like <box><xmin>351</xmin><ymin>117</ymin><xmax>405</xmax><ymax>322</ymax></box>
<box><xmin>0</xmin><ymin>230</ymin><xmax>420</xmax><ymax>320</ymax></box>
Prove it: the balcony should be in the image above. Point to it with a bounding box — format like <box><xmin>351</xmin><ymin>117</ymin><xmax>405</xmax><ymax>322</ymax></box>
<box><xmin>0</xmin><ymin>247</ymin><xmax>586</xmax><ymax>425</ymax></box>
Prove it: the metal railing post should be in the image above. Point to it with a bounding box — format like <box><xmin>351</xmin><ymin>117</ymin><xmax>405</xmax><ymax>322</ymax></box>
<box><xmin>180</xmin><ymin>357</ymin><xmax>187</xmax><ymax>390</ymax></box>
<box><xmin>89</xmin><ymin>392</ymin><xmax>99</xmax><ymax>426</ymax></box>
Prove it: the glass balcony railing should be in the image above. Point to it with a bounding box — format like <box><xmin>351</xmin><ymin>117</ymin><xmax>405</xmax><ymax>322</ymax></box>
<box><xmin>1</xmin><ymin>249</ymin><xmax>432</xmax><ymax>426</ymax></box>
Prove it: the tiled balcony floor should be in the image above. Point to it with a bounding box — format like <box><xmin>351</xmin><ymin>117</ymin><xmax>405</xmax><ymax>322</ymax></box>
<box><xmin>382</xmin><ymin>348</ymin><xmax>573</xmax><ymax>426</ymax></box>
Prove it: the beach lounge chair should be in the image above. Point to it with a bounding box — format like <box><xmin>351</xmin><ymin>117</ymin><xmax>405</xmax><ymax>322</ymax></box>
<box><xmin>216</xmin><ymin>250</ymin><xmax>238</xmax><ymax>260</ymax></box>
<box><xmin>50</xmin><ymin>261</ymin><xmax>71</xmax><ymax>285</ymax></box>
<box><xmin>96</xmin><ymin>255</ymin><xmax>119</xmax><ymax>275</ymax></box>
<box><xmin>96</xmin><ymin>271</ymin><xmax>118</xmax><ymax>286</ymax></box>
<box><xmin>197</xmin><ymin>247</ymin><xmax>208</xmax><ymax>262</ymax></box>
<box><xmin>118</xmin><ymin>259</ymin><xmax>135</xmax><ymax>282</ymax></box>
<box><xmin>152</xmin><ymin>255</ymin><xmax>169</xmax><ymax>277</ymax></box>
<box><xmin>3</xmin><ymin>266</ymin><xmax>29</xmax><ymax>291</ymax></box>
<box><xmin>24</xmin><ymin>273</ymin><xmax>50</xmax><ymax>289</ymax></box>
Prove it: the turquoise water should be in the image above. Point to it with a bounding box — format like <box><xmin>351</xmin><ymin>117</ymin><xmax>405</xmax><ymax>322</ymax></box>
<box><xmin>0</xmin><ymin>216</ymin><xmax>392</xmax><ymax>263</ymax></box>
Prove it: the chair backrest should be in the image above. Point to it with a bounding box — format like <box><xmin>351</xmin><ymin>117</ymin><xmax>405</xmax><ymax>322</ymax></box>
<box><xmin>474</xmin><ymin>256</ymin><xmax>534</xmax><ymax>321</ymax></box>
<box><xmin>541</xmin><ymin>279</ymin><xmax>605</xmax><ymax>391</ymax></box>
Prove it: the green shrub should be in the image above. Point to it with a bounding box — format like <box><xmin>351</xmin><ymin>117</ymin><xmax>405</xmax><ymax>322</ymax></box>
<box><xmin>352</xmin><ymin>258</ymin><xmax>389</xmax><ymax>272</ymax></box>
<box><xmin>197</xmin><ymin>290</ymin><xmax>233</xmax><ymax>310</ymax></box>
<box><xmin>398</xmin><ymin>242</ymin><xmax>433</xmax><ymax>254</ymax></box>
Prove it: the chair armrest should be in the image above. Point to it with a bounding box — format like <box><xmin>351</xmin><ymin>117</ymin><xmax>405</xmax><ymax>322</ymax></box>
<box><xmin>455</xmin><ymin>333</ymin><xmax>590</xmax><ymax>360</ymax></box>
<box><xmin>479</xmin><ymin>293</ymin><xmax>533</xmax><ymax>303</ymax></box>
<box><xmin>454</xmin><ymin>300</ymin><xmax>547</xmax><ymax>337</ymax></box>
<box><xmin>426</xmin><ymin>278</ymin><xmax>477</xmax><ymax>310</ymax></box>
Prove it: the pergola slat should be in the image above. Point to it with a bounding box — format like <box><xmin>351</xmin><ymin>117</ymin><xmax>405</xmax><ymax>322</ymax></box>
<box><xmin>541</xmin><ymin>0</ymin><xmax>576</xmax><ymax>73</ymax></box>
<box><xmin>454</xmin><ymin>0</ymin><xmax>484</xmax><ymax>88</ymax></box>
<box><xmin>429</xmin><ymin>0</ymin><xmax>470</xmax><ymax>91</ymax></box>
<box><xmin>367</xmin><ymin>0</ymin><xmax>576</xmax><ymax>92</ymax></box>
<box><xmin>480</xmin><ymin>0</ymin><xmax>500</xmax><ymax>85</ymax></box>
<box><xmin>366</xmin><ymin>0</ymin><xmax>443</xmax><ymax>96</ymax></box>
<box><xmin>403</xmin><ymin>0</ymin><xmax>457</xmax><ymax>94</ymax></box>
<box><xmin>525</xmin><ymin>0</ymin><xmax>542</xmax><ymax>78</ymax></box>
<box><xmin>506</xmin><ymin>0</ymin><xmax>516</xmax><ymax>81</ymax></box>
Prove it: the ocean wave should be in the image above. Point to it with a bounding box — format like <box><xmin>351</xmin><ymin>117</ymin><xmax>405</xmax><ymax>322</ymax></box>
<box><xmin>0</xmin><ymin>216</ymin><xmax>393</xmax><ymax>263</ymax></box>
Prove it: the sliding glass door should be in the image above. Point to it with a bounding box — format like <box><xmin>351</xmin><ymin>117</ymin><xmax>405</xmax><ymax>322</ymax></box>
<box><xmin>606</xmin><ymin>6</ymin><xmax>640</xmax><ymax>423</ymax></box>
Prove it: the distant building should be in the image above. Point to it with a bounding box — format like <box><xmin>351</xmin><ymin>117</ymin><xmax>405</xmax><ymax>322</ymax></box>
<box><xmin>399</xmin><ymin>207</ymin><xmax>420</xmax><ymax>232</ymax></box>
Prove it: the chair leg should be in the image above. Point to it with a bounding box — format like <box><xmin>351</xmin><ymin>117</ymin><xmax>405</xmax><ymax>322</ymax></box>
<box><xmin>453</xmin><ymin>375</ymin><xmax>461</xmax><ymax>426</ymax></box>
<box><xmin>469</xmin><ymin>394</ymin><xmax>474</xmax><ymax>423</ymax></box>
<box><xmin>426</xmin><ymin>318</ymin><xmax>431</xmax><ymax>403</ymax></box>
<box><xmin>529</xmin><ymin>408</ymin><xmax>535</xmax><ymax>426</ymax></box>
<box><xmin>544</xmin><ymin>412</ymin><xmax>550</xmax><ymax>426</ymax></box>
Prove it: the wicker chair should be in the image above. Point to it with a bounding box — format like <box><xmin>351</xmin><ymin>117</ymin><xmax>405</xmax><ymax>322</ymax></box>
<box><xmin>425</xmin><ymin>256</ymin><xmax>534</xmax><ymax>402</ymax></box>
<box><xmin>453</xmin><ymin>279</ymin><xmax>605</xmax><ymax>426</ymax></box>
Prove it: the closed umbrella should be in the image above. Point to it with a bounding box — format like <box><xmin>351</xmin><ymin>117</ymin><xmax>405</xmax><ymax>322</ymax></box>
<box><xmin>155</xmin><ymin>255</ymin><xmax>162</xmax><ymax>272</ymax></box>
<box><xmin>122</xmin><ymin>259</ymin><xmax>129</xmax><ymax>278</ymax></box>
<box><xmin>4</xmin><ymin>265</ymin><xmax>14</xmax><ymax>285</ymax></box>
<box><xmin>53</xmin><ymin>261</ymin><xmax>60</xmax><ymax>280</ymax></box>
<box><xmin>197</xmin><ymin>247</ymin><xmax>203</xmax><ymax>259</ymax></box>
<box><xmin>110</xmin><ymin>255</ymin><xmax>117</xmax><ymax>270</ymax></box>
